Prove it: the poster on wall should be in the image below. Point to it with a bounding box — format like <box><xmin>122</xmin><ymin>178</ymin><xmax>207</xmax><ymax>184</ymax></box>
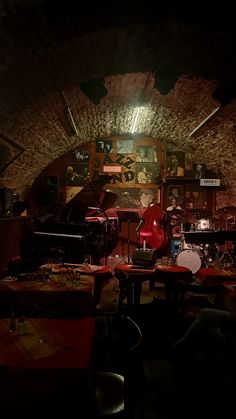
<box><xmin>192</xmin><ymin>163</ymin><xmax>206</xmax><ymax>179</ymax></box>
<box><xmin>136</xmin><ymin>162</ymin><xmax>160</xmax><ymax>184</ymax></box>
<box><xmin>95</xmin><ymin>139</ymin><xmax>113</xmax><ymax>153</ymax></box>
<box><xmin>63</xmin><ymin>164</ymin><xmax>89</xmax><ymax>185</ymax></box>
<box><xmin>166</xmin><ymin>151</ymin><xmax>185</xmax><ymax>177</ymax></box>
<box><xmin>111</xmin><ymin>187</ymin><xmax>158</xmax><ymax>208</ymax></box>
<box><xmin>116</xmin><ymin>139</ymin><xmax>133</xmax><ymax>154</ymax></box>
<box><xmin>166</xmin><ymin>185</ymin><xmax>184</xmax><ymax>210</ymax></box>
<box><xmin>72</xmin><ymin>149</ymin><xmax>89</xmax><ymax>161</ymax></box>
<box><xmin>136</xmin><ymin>145</ymin><xmax>158</xmax><ymax>162</ymax></box>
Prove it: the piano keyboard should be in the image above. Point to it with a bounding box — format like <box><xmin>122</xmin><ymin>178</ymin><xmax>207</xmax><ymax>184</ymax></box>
<box><xmin>34</xmin><ymin>231</ymin><xmax>88</xmax><ymax>240</ymax></box>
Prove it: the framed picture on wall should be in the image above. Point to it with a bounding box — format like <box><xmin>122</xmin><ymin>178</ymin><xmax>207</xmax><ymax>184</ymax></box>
<box><xmin>116</xmin><ymin>139</ymin><xmax>133</xmax><ymax>154</ymax></box>
<box><xmin>136</xmin><ymin>162</ymin><xmax>160</xmax><ymax>184</ymax></box>
<box><xmin>63</xmin><ymin>164</ymin><xmax>89</xmax><ymax>185</ymax></box>
<box><xmin>192</xmin><ymin>163</ymin><xmax>206</xmax><ymax>179</ymax></box>
<box><xmin>166</xmin><ymin>185</ymin><xmax>184</xmax><ymax>211</ymax></box>
<box><xmin>113</xmin><ymin>187</ymin><xmax>158</xmax><ymax>208</ymax></box>
<box><xmin>185</xmin><ymin>185</ymin><xmax>211</xmax><ymax>210</ymax></box>
<box><xmin>166</xmin><ymin>151</ymin><xmax>185</xmax><ymax>177</ymax></box>
<box><xmin>136</xmin><ymin>145</ymin><xmax>158</xmax><ymax>162</ymax></box>
<box><xmin>95</xmin><ymin>139</ymin><xmax>113</xmax><ymax>153</ymax></box>
<box><xmin>72</xmin><ymin>149</ymin><xmax>89</xmax><ymax>161</ymax></box>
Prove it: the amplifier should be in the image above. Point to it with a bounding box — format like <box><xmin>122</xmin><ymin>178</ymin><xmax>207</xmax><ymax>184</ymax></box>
<box><xmin>131</xmin><ymin>249</ymin><xmax>156</xmax><ymax>267</ymax></box>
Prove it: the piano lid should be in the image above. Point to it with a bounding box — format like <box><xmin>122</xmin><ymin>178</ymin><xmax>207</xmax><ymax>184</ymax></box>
<box><xmin>60</xmin><ymin>173</ymin><xmax>117</xmax><ymax>222</ymax></box>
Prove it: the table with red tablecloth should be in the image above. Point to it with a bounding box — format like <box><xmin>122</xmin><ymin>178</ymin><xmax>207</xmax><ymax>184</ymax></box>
<box><xmin>0</xmin><ymin>275</ymin><xmax>94</xmax><ymax>317</ymax></box>
<box><xmin>0</xmin><ymin>317</ymin><xmax>98</xmax><ymax>416</ymax></box>
<box><xmin>115</xmin><ymin>263</ymin><xmax>192</xmax><ymax>304</ymax></box>
<box><xmin>154</xmin><ymin>264</ymin><xmax>193</xmax><ymax>303</ymax></box>
<box><xmin>197</xmin><ymin>267</ymin><xmax>235</xmax><ymax>286</ymax></box>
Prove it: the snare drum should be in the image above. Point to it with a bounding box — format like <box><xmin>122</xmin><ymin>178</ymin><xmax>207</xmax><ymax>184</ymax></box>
<box><xmin>196</xmin><ymin>218</ymin><xmax>212</xmax><ymax>231</ymax></box>
<box><xmin>176</xmin><ymin>249</ymin><xmax>202</xmax><ymax>274</ymax></box>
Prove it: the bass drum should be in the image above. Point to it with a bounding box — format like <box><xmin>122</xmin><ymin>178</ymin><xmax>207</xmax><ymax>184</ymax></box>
<box><xmin>176</xmin><ymin>249</ymin><xmax>201</xmax><ymax>274</ymax></box>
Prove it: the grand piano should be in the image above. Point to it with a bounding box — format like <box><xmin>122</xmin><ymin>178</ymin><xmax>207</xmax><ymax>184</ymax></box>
<box><xmin>20</xmin><ymin>174</ymin><xmax>118</xmax><ymax>268</ymax></box>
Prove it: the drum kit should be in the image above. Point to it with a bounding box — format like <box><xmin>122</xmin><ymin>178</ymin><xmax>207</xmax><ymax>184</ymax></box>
<box><xmin>168</xmin><ymin>205</ymin><xmax>236</xmax><ymax>274</ymax></box>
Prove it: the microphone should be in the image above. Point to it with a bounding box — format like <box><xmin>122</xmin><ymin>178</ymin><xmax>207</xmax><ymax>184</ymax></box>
<box><xmin>87</xmin><ymin>207</ymin><xmax>102</xmax><ymax>213</ymax></box>
<box><xmin>136</xmin><ymin>218</ymin><xmax>144</xmax><ymax>232</ymax></box>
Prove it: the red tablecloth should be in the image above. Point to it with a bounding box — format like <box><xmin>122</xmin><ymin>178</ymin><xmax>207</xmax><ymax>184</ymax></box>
<box><xmin>0</xmin><ymin>317</ymin><xmax>98</xmax><ymax>416</ymax></box>
<box><xmin>197</xmin><ymin>267</ymin><xmax>234</xmax><ymax>285</ymax></box>
<box><xmin>0</xmin><ymin>277</ymin><xmax>93</xmax><ymax>316</ymax></box>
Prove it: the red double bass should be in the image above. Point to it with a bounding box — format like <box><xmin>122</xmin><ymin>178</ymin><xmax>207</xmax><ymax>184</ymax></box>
<box><xmin>138</xmin><ymin>203</ymin><xmax>168</xmax><ymax>251</ymax></box>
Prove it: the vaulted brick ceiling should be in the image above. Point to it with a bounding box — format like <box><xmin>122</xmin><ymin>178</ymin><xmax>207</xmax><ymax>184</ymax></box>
<box><xmin>0</xmin><ymin>0</ymin><xmax>236</xmax><ymax>200</ymax></box>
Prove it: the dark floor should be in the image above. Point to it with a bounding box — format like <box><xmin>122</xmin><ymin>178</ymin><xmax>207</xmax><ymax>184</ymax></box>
<box><xmin>94</xmin><ymin>299</ymin><xmax>236</xmax><ymax>418</ymax></box>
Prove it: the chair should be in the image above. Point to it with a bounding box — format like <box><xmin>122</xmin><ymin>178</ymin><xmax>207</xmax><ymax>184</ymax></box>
<box><xmin>93</xmin><ymin>270</ymin><xmax>129</xmax><ymax>328</ymax></box>
<box><xmin>177</xmin><ymin>280</ymin><xmax>224</xmax><ymax>316</ymax></box>
<box><xmin>94</xmin><ymin>314</ymin><xmax>143</xmax><ymax>417</ymax></box>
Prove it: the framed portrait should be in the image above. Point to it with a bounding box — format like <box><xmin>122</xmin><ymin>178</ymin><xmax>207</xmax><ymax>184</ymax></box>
<box><xmin>63</xmin><ymin>164</ymin><xmax>89</xmax><ymax>185</ymax></box>
<box><xmin>166</xmin><ymin>185</ymin><xmax>184</xmax><ymax>210</ymax></box>
<box><xmin>116</xmin><ymin>139</ymin><xmax>133</xmax><ymax>154</ymax></box>
<box><xmin>114</xmin><ymin>187</ymin><xmax>158</xmax><ymax>208</ymax></box>
<box><xmin>72</xmin><ymin>149</ymin><xmax>89</xmax><ymax>161</ymax></box>
<box><xmin>166</xmin><ymin>151</ymin><xmax>185</xmax><ymax>177</ymax></box>
<box><xmin>0</xmin><ymin>134</ymin><xmax>24</xmax><ymax>173</ymax></box>
<box><xmin>136</xmin><ymin>145</ymin><xmax>158</xmax><ymax>162</ymax></box>
<box><xmin>136</xmin><ymin>162</ymin><xmax>160</xmax><ymax>184</ymax></box>
<box><xmin>96</xmin><ymin>139</ymin><xmax>113</xmax><ymax>153</ymax></box>
<box><xmin>192</xmin><ymin>163</ymin><xmax>206</xmax><ymax>179</ymax></box>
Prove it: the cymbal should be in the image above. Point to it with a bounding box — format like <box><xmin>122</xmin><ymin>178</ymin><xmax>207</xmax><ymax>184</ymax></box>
<box><xmin>183</xmin><ymin>212</ymin><xmax>197</xmax><ymax>223</ymax></box>
<box><xmin>216</xmin><ymin>205</ymin><xmax>236</xmax><ymax>217</ymax></box>
<box><xmin>167</xmin><ymin>208</ymin><xmax>184</xmax><ymax>217</ymax></box>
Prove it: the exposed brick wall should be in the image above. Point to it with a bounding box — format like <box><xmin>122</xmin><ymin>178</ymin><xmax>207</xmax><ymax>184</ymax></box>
<box><xmin>0</xmin><ymin>11</ymin><xmax>236</xmax><ymax>205</ymax></box>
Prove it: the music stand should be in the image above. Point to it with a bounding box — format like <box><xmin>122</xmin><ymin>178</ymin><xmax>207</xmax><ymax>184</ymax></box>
<box><xmin>116</xmin><ymin>211</ymin><xmax>140</xmax><ymax>263</ymax></box>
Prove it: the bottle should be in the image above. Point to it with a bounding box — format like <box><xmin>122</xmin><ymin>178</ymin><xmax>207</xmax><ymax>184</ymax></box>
<box><xmin>9</xmin><ymin>311</ymin><xmax>16</xmax><ymax>332</ymax></box>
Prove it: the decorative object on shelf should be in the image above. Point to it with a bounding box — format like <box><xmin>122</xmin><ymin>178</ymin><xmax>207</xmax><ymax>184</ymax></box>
<box><xmin>192</xmin><ymin>163</ymin><xmax>206</xmax><ymax>179</ymax></box>
<box><xmin>166</xmin><ymin>151</ymin><xmax>185</xmax><ymax>177</ymax></box>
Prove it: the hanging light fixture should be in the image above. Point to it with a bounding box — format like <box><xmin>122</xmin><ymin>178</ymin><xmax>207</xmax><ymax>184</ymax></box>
<box><xmin>130</xmin><ymin>107</ymin><xmax>141</xmax><ymax>133</ymax></box>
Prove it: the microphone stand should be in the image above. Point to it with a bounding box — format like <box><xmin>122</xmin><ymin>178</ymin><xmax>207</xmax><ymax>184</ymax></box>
<box><xmin>136</xmin><ymin>219</ymin><xmax>144</xmax><ymax>250</ymax></box>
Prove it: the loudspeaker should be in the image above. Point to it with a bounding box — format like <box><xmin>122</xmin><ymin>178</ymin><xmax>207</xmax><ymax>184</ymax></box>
<box><xmin>79</xmin><ymin>79</ymin><xmax>108</xmax><ymax>104</ymax></box>
<box><xmin>132</xmin><ymin>249</ymin><xmax>156</xmax><ymax>267</ymax></box>
<box><xmin>38</xmin><ymin>176</ymin><xmax>59</xmax><ymax>206</ymax></box>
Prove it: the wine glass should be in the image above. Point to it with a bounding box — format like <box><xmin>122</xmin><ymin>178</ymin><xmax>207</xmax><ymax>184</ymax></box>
<box><xmin>83</xmin><ymin>255</ymin><xmax>92</xmax><ymax>269</ymax></box>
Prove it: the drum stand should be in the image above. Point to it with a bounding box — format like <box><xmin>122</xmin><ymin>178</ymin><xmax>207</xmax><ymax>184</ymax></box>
<box><xmin>201</xmin><ymin>243</ymin><xmax>212</xmax><ymax>268</ymax></box>
<box><xmin>219</xmin><ymin>245</ymin><xmax>234</xmax><ymax>268</ymax></box>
